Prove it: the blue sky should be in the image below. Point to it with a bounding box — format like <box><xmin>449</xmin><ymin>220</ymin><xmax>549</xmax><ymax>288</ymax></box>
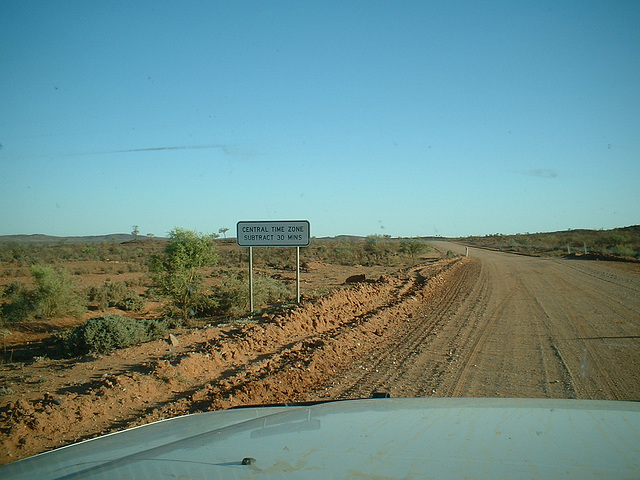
<box><xmin>1</xmin><ymin>1</ymin><xmax>638</xmax><ymax>238</ymax></box>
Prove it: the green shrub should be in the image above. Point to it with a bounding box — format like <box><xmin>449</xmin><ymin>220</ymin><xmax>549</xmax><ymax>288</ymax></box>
<box><xmin>610</xmin><ymin>244</ymin><xmax>636</xmax><ymax>258</ymax></box>
<box><xmin>88</xmin><ymin>281</ymin><xmax>146</xmax><ymax>312</ymax></box>
<box><xmin>88</xmin><ymin>281</ymin><xmax>125</xmax><ymax>310</ymax></box>
<box><xmin>330</xmin><ymin>241</ymin><xmax>361</xmax><ymax>265</ymax></box>
<box><xmin>0</xmin><ymin>266</ymin><xmax>85</xmax><ymax>322</ymax></box>
<box><xmin>116</xmin><ymin>290</ymin><xmax>146</xmax><ymax>312</ymax></box>
<box><xmin>400</xmin><ymin>239</ymin><xmax>431</xmax><ymax>264</ymax></box>
<box><xmin>255</xmin><ymin>275</ymin><xmax>293</xmax><ymax>305</ymax></box>
<box><xmin>151</xmin><ymin>228</ymin><xmax>218</xmax><ymax>321</ymax></box>
<box><xmin>213</xmin><ymin>274</ymin><xmax>245</xmax><ymax>317</ymax></box>
<box><xmin>30</xmin><ymin>265</ymin><xmax>86</xmax><ymax>318</ymax></box>
<box><xmin>214</xmin><ymin>273</ymin><xmax>292</xmax><ymax>317</ymax></box>
<box><xmin>256</xmin><ymin>247</ymin><xmax>294</xmax><ymax>269</ymax></box>
<box><xmin>1</xmin><ymin>281</ymin><xmax>37</xmax><ymax>323</ymax></box>
<box><xmin>81</xmin><ymin>245</ymin><xmax>99</xmax><ymax>259</ymax></box>
<box><xmin>59</xmin><ymin>315</ymin><xmax>167</xmax><ymax>355</ymax></box>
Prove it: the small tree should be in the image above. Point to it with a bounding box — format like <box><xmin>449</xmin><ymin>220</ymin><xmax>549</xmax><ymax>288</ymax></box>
<box><xmin>219</xmin><ymin>227</ymin><xmax>229</xmax><ymax>239</ymax></box>
<box><xmin>364</xmin><ymin>234</ymin><xmax>392</xmax><ymax>265</ymax></box>
<box><xmin>400</xmin><ymin>239</ymin><xmax>430</xmax><ymax>265</ymax></box>
<box><xmin>151</xmin><ymin>228</ymin><xmax>218</xmax><ymax>321</ymax></box>
<box><xmin>132</xmin><ymin>225</ymin><xmax>140</xmax><ymax>242</ymax></box>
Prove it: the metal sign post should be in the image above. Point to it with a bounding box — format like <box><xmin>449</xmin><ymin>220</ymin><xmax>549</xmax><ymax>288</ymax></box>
<box><xmin>296</xmin><ymin>246</ymin><xmax>300</xmax><ymax>303</ymax></box>
<box><xmin>237</xmin><ymin>220</ymin><xmax>310</xmax><ymax>313</ymax></box>
<box><xmin>249</xmin><ymin>246</ymin><xmax>254</xmax><ymax>313</ymax></box>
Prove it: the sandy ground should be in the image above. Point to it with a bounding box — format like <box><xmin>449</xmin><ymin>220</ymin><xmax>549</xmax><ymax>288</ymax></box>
<box><xmin>1</xmin><ymin>243</ymin><xmax>639</xmax><ymax>464</ymax></box>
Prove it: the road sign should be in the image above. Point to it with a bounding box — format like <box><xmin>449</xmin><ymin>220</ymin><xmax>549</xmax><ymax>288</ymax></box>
<box><xmin>236</xmin><ymin>220</ymin><xmax>310</xmax><ymax>247</ymax></box>
<box><xmin>236</xmin><ymin>220</ymin><xmax>310</xmax><ymax>311</ymax></box>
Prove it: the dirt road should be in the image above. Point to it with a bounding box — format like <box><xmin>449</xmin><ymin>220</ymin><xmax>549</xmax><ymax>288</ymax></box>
<box><xmin>2</xmin><ymin>243</ymin><xmax>639</xmax><ymax>462</ymax></box>
<box><xmin>320</xmin><ymin>242</ymin><xmax>640</xmax><ymax>400</ymax></box>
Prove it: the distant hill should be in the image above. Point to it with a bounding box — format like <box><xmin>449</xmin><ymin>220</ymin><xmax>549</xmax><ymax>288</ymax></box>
<box><xmin>1</xmin><ymin>227</ymin><xmax>636</xmax><ymax>248</ymax></box>
<box><xmin>0</xmin><ymin>234</ymin><xmax>164</xmax><ymax>244</ymax></box>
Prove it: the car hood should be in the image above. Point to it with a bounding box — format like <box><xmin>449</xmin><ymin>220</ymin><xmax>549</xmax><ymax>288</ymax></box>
<box><xmin>2</xmin><ymin>397</ymin><xmax>639</xmax><ymax>479</ymax></box>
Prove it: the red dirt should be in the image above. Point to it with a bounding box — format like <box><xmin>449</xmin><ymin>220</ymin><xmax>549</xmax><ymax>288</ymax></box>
<box><xmin>1</xmin><ymin>243</ymin><xmax>639</xmax><ymax>464</ymax></box>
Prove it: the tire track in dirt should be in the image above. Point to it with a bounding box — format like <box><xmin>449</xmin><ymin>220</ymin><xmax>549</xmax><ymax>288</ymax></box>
<box><xmin>526</xmin><ymin>290</ymin><xmax>577</xmax><ymax>398</ymax></box>
<box><xmin>443</xmin><ymin>270</ymin><xmax>579</xmax><ymax>399</ymax></box>
<box><xmin>558</xmin><ymin>259</ymin><xmax>640</xmax><ymax>294</ymax></box>
<box><xmin>524</xmin><ymin>279</ymin><xmax>603</xmax><ymax>400</ymax></box>
<box><xmin>523</xmin><ymin>264</ymin><xmax>639</xmax><ymax>400</ymax></box>
<box><xmin>428</xmin><ymin>244</ymin><xmax>640</xmax><ymax>400</ymax></box>
<box><xmin>375</xmin><ymin>260</ymin><xmax>486</xmax><ymax>398</ymax></box>
<box><xmin>440</xmin><ymin>278</ymin><xmax>514</xmax><ymax>398</ymax></box>
<box><xmin>330</xmin><ymin>242</ymin><xmax>640</xmax><ymax>402</ymax></box>
<box><xmin>322</xmin><ymin>260</ymin><xmax>477</xmax><ymax>399</ymax></box>
<box><xmin>484</xmin><ymin>278</ymin><xmax>578</xmax><ymax>398</ymax></box>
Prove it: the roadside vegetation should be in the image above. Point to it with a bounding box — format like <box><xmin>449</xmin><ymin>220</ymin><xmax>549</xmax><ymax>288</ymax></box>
<box><xmin>460</xmin><ymin>225</ymin><xmax>640</xmax><ymax>260</ymax></box>
<box><xmin>57</xmin><ymin>315</ymin><xmax>167</xmax><ymax>355</ymax></box>
<box><xmin>1</xmin><ymin>265</ymin><xmax>86</xmax><ymax>323</ymax></box>
<box><xmin>309</xmin><ymin>235</ymin><xmax>431</xmax><ymax>267</ymax></box>
<box><xmin>0</xmin><ymin>230</ymin><xmax>428</xmax><ymax>358</ymax></box>
<box><xmin>150</xmin><ymin>228</ymin><xmax>219</xmax><ymax>322</ymax></box>
<box><xmin>3</xmin><ymin>226</ymin><xmax>637</xmax><ymax>360</ymax></box>
<box><xmin>87</xmin><ymin>280</ymin><xmax>146</xmax><ymax>312</ymax></box>
<box><xmin>213</xmin><ymin>273</ymin><xmax>294</xmax><ymax>318</ymax></box>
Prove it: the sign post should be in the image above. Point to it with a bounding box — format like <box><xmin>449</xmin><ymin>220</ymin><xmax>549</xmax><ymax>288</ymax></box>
<box><xmin>296</xmin><ymin>246</ymin><xmax>301</xmax><ymax>303</ymax></box>
<box><xmin>236</xmin><ymin>220</ymin><xmax>310</xmax><ymax>313</ymax></box>
<box><xmin>249</xmin><ymin>246</ymin><xmax>254</xmax><ymax>313</ymax></box>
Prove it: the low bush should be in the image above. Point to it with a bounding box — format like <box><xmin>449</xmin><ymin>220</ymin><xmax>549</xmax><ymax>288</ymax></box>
<box><xmin>399</xmin><ymin>239</ymin><xmax>431</xmax><ymax>264</ymax></box>
<box><xmin>116</xmin><ymin>291</ymin><xmax>146</xmax><ymax>311</ymax></box>
<box><xmin>59</xmin><ymin>315</ymin><xmax>167</xmax><ymax>355</ymax></box>
<box><xmin>30</xmin><ymin>265</ymin><xmax>86</xmax><ymax>318</ymax></box>
<box><xmin>1</xmin><ymin>281</ymin><xmax>36</xmax><ymax>323</ymax></box>
<box><xmin>214</xmin><ymin>273</ymin><xmax>293</xmax><ymax>317</ymax></box>
<box><xmin>88</xmin><ymin>281</ymin><xmax>146</xmax><ymax>312</ymax></box>
<box><xmin>0</xmin><ymin>266</ymin><xmax>86</xmax><ymax>323</ymax></box>
<box><xmin>329</xmin><ymin>241</ymin><xmax>362</xmax><ymax>265</ymax></box>
<box><xmin>88</xmin><ymin>281</ymin><xmax>125</xmax><ymax>310</ymax></box>
<box><xmin>609</xmin><ymin>244</ymin><xmax>636</xmax><ymax>258</ymax></box>
<box><xmin>212</xmin><ymin>274</ymin><xmax>245</xmax><ymax>317</ymax></box>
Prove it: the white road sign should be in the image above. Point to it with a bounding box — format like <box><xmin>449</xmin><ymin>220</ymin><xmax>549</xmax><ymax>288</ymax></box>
<box><xmin>236</xmin><ymin>220</ymin><xmax>310</xmax><ymax>247</ymax></box>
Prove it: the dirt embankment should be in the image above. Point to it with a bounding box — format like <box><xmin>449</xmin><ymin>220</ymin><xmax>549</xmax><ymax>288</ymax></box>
<box><xmin>2</xmin><ymin>246</ymin><xmax>640</xmax><ymax>464</ymax></box>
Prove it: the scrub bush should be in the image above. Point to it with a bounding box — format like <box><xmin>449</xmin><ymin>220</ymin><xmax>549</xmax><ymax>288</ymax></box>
<box><xmin>214</xmin><ymin>273</ymin><xmax>292</xmax><ymax>317</ymax></box>
<box><xmin>1</xmin><ymin>281</ymin><xmax>36</xmax><ymax>323</ymax></box>
<box><xmin>0</xmin><ymin>266</ymin><xmax>85</xmax><ymax>322</ymax></box>
<box><xmin>151</xmin><ymin>228</ymin><xmax>218</xmax><ymax>321</ymax></box>
<box><xmin>610</xmin><ymin>244</ymin><xmax>636</xmax><ymax>258</ymax></box>
<box><xmin>88</xmin><ymin>281</ymin><xmax>146</xmax><ymax>312</ymax></box>
<box><xmin>30</xmin><ymin>265</ymin><xmax>86</xmax><ymax>318</ymax></box>
<box><xmin>59</xmin><ymin>315</ymin><xmax>167</xmax><ymax>355</ymax></box>
<box><xmin>400</xmin><ymin>239</ymin><xmax>431</xmax><ymax>265</ymax></box>
<box><xmin>116</xmin><ymin>291</ymin><xmax>146</xmax><ymax>312</ymax></box>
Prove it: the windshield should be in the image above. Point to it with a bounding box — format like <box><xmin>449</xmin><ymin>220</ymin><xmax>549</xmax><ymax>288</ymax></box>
<box><xmin>1</xmin><ymin>1</ymin><xmax>639</xmax><ymax>466</ymax></box>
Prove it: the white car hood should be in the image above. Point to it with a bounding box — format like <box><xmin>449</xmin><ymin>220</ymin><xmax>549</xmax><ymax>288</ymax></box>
<box><xmin>1</xmin><ymin>397</ymin><xmax>639</xmax><ymax>479</ymax></box>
